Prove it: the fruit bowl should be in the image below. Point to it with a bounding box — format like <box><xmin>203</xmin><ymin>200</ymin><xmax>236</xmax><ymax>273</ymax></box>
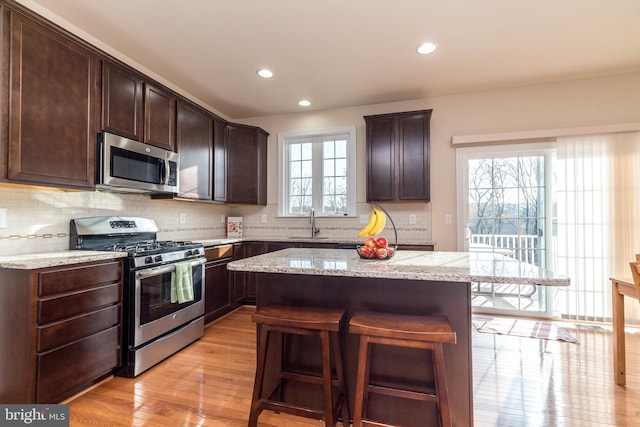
<box><xmin>356</xmin><ymin>244</ymin><xmax>397</xmax><ymax>260</ymax></box>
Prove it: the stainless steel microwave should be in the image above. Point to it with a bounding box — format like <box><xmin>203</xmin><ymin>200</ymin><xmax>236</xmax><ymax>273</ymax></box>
<box><xmin>96</xmin><ymin>132</ymin><xmax>179</xmax><ymax>194</ymax></box>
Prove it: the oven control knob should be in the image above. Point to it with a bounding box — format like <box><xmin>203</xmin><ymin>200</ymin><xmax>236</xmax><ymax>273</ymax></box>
<box><xmin>144</xmin><ymin>256</ymin><xmax>153</xmax><ymax>264</ymax></box>
<box><xmin>154</xmin><ymin>255</ymin><xmax>163</xmax><ymax>263</ymax></box>
<box><xmin>192</xmin><ymin>248</ymin><xmax>200</xmax><ymax>256</ymax></box>
<box><xmin>185</xmin><ymin>250</ymin><xmax>193</xmax><ymax>257</ymax></box>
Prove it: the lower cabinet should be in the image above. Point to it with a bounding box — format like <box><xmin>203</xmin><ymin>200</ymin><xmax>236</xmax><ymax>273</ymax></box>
<box><xmin>0</xmin><ymin>259</ymin><xmax>123</xmax><ymax>403</ymax></box>
<box><xmin>232</xmin><ymin>242</ymin><xmax>268</xmax><ymax>305</ymax></box>
<box><xmin>204</xmin><ymin>245</ymin><xmax>233</xmax><ymax>323</ymax></box>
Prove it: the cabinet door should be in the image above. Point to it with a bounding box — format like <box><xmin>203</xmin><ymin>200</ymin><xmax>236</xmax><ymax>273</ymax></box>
<box><xmin>102</xmin><ymin>61</ymin><xmax>144</xmax><ymax>141</ymax></box>
<box><xmin>213</xmin><ymin>118</ymin><xmax>228</xmax><ymax>202</ymax></box>
<box><xmin>398</xmin><ymin>113</ymin><xmax>431</xmax><ymax>201</ymax></box>
<box><xmin>226</xmin><ymin>124</ymin><xmax>268</xmax><ymax>205</ymax></box>
<box><xmin>204</xmin><ymin>259</ymin><xmax>231</xmax><ymax>323</ymax></box>
<box><xmin>144</xmin><ymin>83</ymin><xmax>176</xmax><ymax>151</ymax></box>
<box><xmin>366</xmin><ymin>117</ymin><xmax>396</xmax><ymax>201</ymax></box>
<box><xmin>4</xmin><ymin>9</ymin><xmax>100</xmax><ymax>190</ymax></box>
<box><xmin>232</xmin><ymin>243</ymin><xmax>247</xmax><ymax>304</ymax></box>
<box><xmin>176</xmin><ymin>101</ymin><xmax>213</xmax><ymax>200</ymax></box>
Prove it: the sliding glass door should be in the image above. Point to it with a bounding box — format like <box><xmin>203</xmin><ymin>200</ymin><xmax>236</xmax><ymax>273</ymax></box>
<box><xmin>457</xmin><ymin>144</ymin><xmax>555</xmax><ymax>317</ymax></box>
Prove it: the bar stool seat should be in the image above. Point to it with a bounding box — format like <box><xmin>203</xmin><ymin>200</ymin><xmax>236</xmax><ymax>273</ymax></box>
<box><xmin>349</xmin><ymin>311</ymin><xmax>457</xmax><ymax>427</ymax></box>
<box><xmin>248</xmin><ymin>305</ymin><xmax>349</xmax><ymax>427</ymax></box>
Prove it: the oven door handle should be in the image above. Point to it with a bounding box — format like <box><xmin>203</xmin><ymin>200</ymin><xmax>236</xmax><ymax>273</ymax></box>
<box><xmin>135</xmin><ymin>258</ymin><xmax>207</xmax><ymax>279</ymax></box>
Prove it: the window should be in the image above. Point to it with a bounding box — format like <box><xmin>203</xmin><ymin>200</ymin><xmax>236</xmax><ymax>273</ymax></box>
<box><xmin>278</xmin><ymin>126</ymin><xmax>356</xmax><ymax>217</ymax></box>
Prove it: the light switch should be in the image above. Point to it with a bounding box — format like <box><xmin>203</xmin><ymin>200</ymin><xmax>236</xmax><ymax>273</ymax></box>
<box><xmin>0</xmin><ymin>208</ymin><xmax>6</xmax><ymax>228</ymax></box>
<box><xmin>261</xmin><ymin>214</ymin><xmax>267</xmax><ymax>224</ymax></box>
<box><xmin>409</xmin><ymin>214</ymin><xmax>416</xmax><ymax>225</ymax></box>
<box><xmin>179</xmin><ymin>213</ymin><xmax>186</xmax><ymax>225</ymax></box>
<box><xmin>445</xmin><ymin>213</ymin><xmax>453</xmax><ymax>225</ymax></box>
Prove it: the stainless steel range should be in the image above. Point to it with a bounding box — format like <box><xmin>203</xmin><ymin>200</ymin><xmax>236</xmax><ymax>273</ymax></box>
<box><xmin>70</xmin><ymin>216</ymin><xmax>205</xmax><ymax>377</ymax></box>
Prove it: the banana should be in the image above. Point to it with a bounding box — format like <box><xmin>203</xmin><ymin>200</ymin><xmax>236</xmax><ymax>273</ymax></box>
<box><xmin>368</xmin><ymin>208</ymin><xmax>387</xmax><ymax>236</ymax></box>
<box><xmin>357</xmin><ymin>209</ymin><xmax>378</xmax><ymax>237</ymax></box>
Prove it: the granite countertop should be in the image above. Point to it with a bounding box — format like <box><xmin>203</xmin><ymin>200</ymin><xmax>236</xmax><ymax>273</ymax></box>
<box><xmin>0</xmin><ymin>251</ymin><xmax>128</xmax><ymax>269</ymax></box>
<box><xmin>195</xmin><ymin>237</ymin><xmax>436</xmax><ymax>247</ymax></box>
<box><xmin>226</xmin><ymin>248</ymin><xmax>570</xmax><ymax>286</ymax></box>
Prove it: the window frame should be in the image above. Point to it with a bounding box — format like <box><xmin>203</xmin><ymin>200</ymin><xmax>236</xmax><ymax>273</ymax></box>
<box><xmin>278</xmin><ymin>126</ymin><xmax>357</xmax><ymax>217</ymax></box>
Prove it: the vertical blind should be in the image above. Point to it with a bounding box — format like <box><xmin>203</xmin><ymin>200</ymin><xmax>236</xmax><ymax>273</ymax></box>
<box><xmin>555</xmin><ymin>131</ymin><xmax>640</xmax><ymax>323</ymax></box>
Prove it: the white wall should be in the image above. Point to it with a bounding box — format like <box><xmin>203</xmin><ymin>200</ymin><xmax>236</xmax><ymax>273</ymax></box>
<box><xmin>242</xmin><ymin>72</ymin><xmax>640</xmax><ymax>250</ymax></box>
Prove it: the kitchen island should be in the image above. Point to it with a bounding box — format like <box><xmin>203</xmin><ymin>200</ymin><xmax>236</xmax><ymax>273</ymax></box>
<box><xmin>227</xmin><ymin>249</ymin><xmax>569</xmax><ymax>426</ymax></box>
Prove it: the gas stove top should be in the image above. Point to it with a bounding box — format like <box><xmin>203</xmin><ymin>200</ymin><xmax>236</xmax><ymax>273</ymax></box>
<box><xmin>70</xmin><ymin>216</ymin><xmax>205</xmax><ymax>268</ymax></box>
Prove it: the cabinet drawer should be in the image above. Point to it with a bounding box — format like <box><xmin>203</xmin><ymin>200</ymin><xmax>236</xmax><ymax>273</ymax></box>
<box><xmin>205</xmin><ymin>244</ymin><xmax>233</xmax><ymax>261</ymax></box>
<box><xmin>39</xmin><ymin>261</ymin><xmax>121</xmax><ymax>296</ymax></box>
<box><xmin>37</xmin><ymin>305</ymin><xmax>120</xmax><ymax>352</ymax></box>
<box><xmin>36</xmin><ymin>326</ymin><xmax>120</xmax><ymax>403</ymax></box>
<box><xmin>38</xmin><ymin>283</ymin><xmax>121</xmax><ymax>324</ymax></box>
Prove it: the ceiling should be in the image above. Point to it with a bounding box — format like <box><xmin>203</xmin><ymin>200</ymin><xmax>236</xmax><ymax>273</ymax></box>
<box><xmin>25</xmin><ymin>0</ymin><xmax>640</xmax><ymax>120</ymax></box>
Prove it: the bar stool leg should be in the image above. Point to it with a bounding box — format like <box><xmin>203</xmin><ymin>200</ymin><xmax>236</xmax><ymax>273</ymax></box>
<box><xmin>248</xmin><ymin>326</ymin><xmax>269</xmax><ymax>427</ymax></box>
<box><xmin>331</xmin><ymin>333</ymin><xmax>350</xmax><ymax>427</ymax></box>
<box><xmin>319</xmin><ymin>330</ymin><xmax>333</xmax><ymax>426</ymax></box>
<box><xmin>432</xmin><ymin>343</ymin><xmax>452</xmax><ymax>427</ymax></box>
<box><xmin>352</xmin><ymin>335</ymin><xmax>371</xmax><ymax>427</ymax></box>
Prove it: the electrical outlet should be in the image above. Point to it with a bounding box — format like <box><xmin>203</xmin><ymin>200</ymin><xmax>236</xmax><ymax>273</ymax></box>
<box><xmin>445</xmin><ymin>213</ymin><xmax>453</xmax><ymax>225</ymax></box>
<box><xmin>360</xmin><ymin>214</ymin><xmax>369</xmax><ymax>224</ymax></box>
<box><xmin>409</xmin><ymin>214</ymin><xmax>416</xmax><ymax>225</ymax></box>
<box><xmin>261</xmin><ymin>214</ymin><xmax>267</xmax><ymax>224</ymax></box>
<box><xmin>0</xmin><ymin>208</ymin><xmax>6</xmax><ymax>228</ymax></box>
<box><xmin>179</xmin><ymin>213</ymin><xmax>186</xmax><ymax>225</ymax></box>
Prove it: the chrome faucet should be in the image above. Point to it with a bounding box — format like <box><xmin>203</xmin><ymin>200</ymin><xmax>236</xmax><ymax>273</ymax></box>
<box><xmin>310</xmin><ymin>208</ymin><xmax>320</xmax><ymax>238</ymax></box>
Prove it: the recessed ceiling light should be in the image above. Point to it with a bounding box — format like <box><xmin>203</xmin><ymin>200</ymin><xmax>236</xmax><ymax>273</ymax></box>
<box><xmin>257</xmin><ymin>68</ymin><xmax>273</xmax><ymax>78</ymax></box>
<box><xmin>298</xmin><ymin>99</ymin><xmax>311</xmax><ymax>107</ymax></box>
<box><xmin>416</xmin><ymin>42</ymin><xmax>438</xmax><ymax>55</ymax></box>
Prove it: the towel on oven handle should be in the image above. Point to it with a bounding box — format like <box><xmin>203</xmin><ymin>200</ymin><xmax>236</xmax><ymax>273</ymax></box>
<box><xmin>171</xmin><ymin>261</ymin><xmax>194</xmax><ymax>303</ymax></box>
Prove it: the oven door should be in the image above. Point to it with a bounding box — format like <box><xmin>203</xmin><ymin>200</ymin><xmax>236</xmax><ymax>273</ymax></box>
<box><xmin>133</xmin><ymin>257</ymin><xmax>205</xmax><ymax>347</ymax></box>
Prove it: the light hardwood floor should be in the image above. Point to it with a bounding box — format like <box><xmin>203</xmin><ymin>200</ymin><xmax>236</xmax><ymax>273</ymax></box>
<box><xmin>66</xmin><ymin>306</ymin><xmax>640</xmax><ymax>426</ymax></box>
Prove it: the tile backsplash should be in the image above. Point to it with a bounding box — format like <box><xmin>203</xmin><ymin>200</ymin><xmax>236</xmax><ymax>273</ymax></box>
<box><xmin>0</xmin><ymin>187</ymin><xmax>432</xmax><ymax>255</ymax></box>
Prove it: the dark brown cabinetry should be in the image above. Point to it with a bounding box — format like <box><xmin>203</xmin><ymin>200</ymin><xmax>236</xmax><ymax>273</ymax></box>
<box><xmin>213</xmin><ymin>119</ymin><xmax>228</xmax><ymax>202</ymax></box>
<box><xmin>232</xmin><ymin>242</ymin><xmax>268</xmax><ymax>305</ymax></box>
<box><xmin>364</xmin><ymin>110</ymin><xmax>432</xmax><ymax>202</ymax></box>
<box><xmin>226</xmin><ymin>124</ymin><xmax>268</xmax><ymax>205</ymax></box>
<box><xmin>204</xmin><ymin>245</ymin><xmax>234</xmax><ymax>323</ymax></box>
<box><xmin>144</xmin><ymin>83</ymin><xmax>176</xmax><ymax>151</ymax></box>
<box><xmin>1</xmin><ymin>5</ymin><xmax>100</xmax><ymax>190</ymax></box>
<box><xmin>102</xmin><ymin>61</ymin><xmax>144</xmax><ymax>141</ymax></box>
<box><xmin>102</xmin><ymin>60</ymin><xmax>176</xmax><ymax>151</ymax></box>
<box><xmin>0</xmin><ymin>260</ymin><xmax>123</xmax><ymax>403</ymax></box>
<box><xmin>176</xmin><ymin>100</ymin><xmax>213</xmax><ymax>200</ymax></box>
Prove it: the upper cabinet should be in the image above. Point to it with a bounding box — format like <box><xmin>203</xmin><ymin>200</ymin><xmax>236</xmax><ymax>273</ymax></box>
<box><xmin>364</xmin><ymin>110</ymin><xmax>432</xmax><ymax>202</ymax></box>
<box><xmin>176</xmin><ymin>100</ymin><xmax>213</xmax><ymax>200</ymax></box>
<box><xmin>226</xmin><ymin>124</ymin><xmax>268</xmax><ymax>205</ymax></box>
<box><xmin>102</xmin><ymin>61</ymin><xmax>144</xmax><ymax>141</ymax></box>
<box><xmin>1</xmin><ymin>5</ymin><xmax>101</xmax><ymax>190</ymax></box>
<box><xmin>102</xmin><ymin>61</ymin><xmax>176</xmax><ymax>151</ymax></box>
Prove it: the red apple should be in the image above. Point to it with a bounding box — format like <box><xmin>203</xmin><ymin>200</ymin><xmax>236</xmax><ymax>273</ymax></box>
<box><xmin>376</xmin><ymin>237</ymin><xmax>388</xmax><ymax>248</ymax></box>
<box><xmin>375</xmin><ymin>247</ymin><xmax>388</xmax><ymax>259</ymax></box>
<box><xmin>364</xmin><ymin>237</ymin><xmax>377</xmax><ymax>248</ymax></box>
<box><xmin>358</xmin><ymin>246</ymin><xmax>375</xmax><ymax>258</ymax></box>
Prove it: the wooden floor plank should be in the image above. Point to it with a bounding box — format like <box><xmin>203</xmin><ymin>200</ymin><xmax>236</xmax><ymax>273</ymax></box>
<box><xmin>66</xmin><ymin>306</ymin><xmax>640</xmax><ymax>426</ymax></box>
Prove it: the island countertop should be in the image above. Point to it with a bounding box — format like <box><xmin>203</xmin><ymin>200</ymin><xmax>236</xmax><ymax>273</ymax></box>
<box><xmin>227</xmin><ymin>248</ymin><xmax>569</xmax><ymax>286</ymax></box>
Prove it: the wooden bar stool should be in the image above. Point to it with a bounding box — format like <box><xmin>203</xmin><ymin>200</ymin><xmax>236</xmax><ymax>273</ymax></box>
<box><xmin>348</xmin><ymin>311</ymin><xmax>457</xmax><ymax>427</ymax></box>
<box><xmin>248</xmin><ymin>305</ymin><xmax>349</xmax><ymax>427</ymax></box>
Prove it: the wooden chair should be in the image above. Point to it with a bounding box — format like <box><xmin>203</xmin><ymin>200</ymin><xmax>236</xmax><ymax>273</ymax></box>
<box><xmin>348</xmin><ymin>311</ymin><xmax>457</xmax><ymax>427</ymax></box>
<box><xmin>248</xmin><ymin>305</ymin><xmax>349</xmax><ymax>427</ymax></box>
